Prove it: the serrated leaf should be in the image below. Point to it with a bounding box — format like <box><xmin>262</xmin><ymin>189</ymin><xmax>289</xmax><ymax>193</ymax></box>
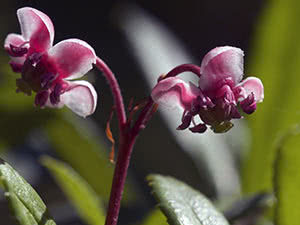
<box><xmin>140</xmin><ymin>209</ymin><xmax>168</xmax><ymax>225</ymax></box>
<box><xmin>0</xmin><ymin>159</ymin><xmax>56</xmax><ymax>225</ymax></box>
<box><xmin>273</xmin><ymin>126</ymin><xmax>300</xmax><ymax>225</ymax></box>
<box><xmin>41</xmin><ymin>156</ymin><xmax>105</xmax><ymax>225</ymax></box>
<box><xmin>242</xmin><ymin>0</ymin><xmax>300</xmax><ymax>193</ymax></box>
<box><xmin>147</xmin><ymin>174</ymin><xmax>229</xmax><ymax>225</ymax></box>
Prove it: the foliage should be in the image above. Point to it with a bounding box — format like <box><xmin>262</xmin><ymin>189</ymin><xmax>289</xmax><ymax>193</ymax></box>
<box><xmin>273</xmin><ymin>126</ymin><xmax>300</xmax><ymax>225</ymax></box>
<box><xmin>41</xmin><ymin>156</ymin><xmax>106</xmax><ymax>225</ymax></box>
<box><xmin>147</xmin><ymin>174</ymin><xmax>229</xmax><ymax>225</ymax></box>
<box><xmin>243</xmin><ymin>0</ymin><xmax>300</xmax><ymax>193</ymax></box>
<box><xmin>0</xmin><ymin>159</ymin><xmax>56</xmax><ymax>225</ymax></box>
<box><xmin>139</xmin><ymin>209</ymin><xmax>168</xmax><ymax>225</ymax></box>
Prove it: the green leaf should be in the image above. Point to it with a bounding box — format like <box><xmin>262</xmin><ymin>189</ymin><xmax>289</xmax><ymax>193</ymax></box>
<box><xmin>6</xmin><ymin>192</ymin><xmax>38</xmax><ymax>225</ymax></box>
<box><xmin>242</xmin><ymin>0</ymin><xmax>300</xmax><ymax>193</ymax></box>
<box><xmin>0</xmin><ymin>159</ymin><xmax>56</xmax><ymax>225</ymax></box>
<box><xmin>140</xmin><ymin>209</ymin><xmax>168</xmax><ymax>225</ymax></box>
<box><xmin>147</xmin><ymin>174</ymin><xmax>229</xmax><ymax>225</ymax></box>
<box><xmin>273</xmin><ymin>126</ymin><xmax>300</xmax><ymax>225</ymax></box>
<box><xmin>41</xmin><ymin>156</ymin><xmax>105</xmax><ymax>225</ymax></box>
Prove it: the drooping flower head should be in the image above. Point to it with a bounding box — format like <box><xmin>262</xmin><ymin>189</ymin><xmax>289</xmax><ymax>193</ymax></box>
<box><xmin>4</xmin><ymin>7</ymin><xmax>97</xmax><ymax>117</ymax></box>
<box><xmin>151</xmin><ymin>46</ymin><xmax>264</xmax><ymax>133</ymax></box>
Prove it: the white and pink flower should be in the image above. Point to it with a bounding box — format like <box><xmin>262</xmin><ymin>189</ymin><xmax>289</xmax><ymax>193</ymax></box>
<box><xmin>4</xmin><ymin>7</ymin><xmax>97</xmax><ymax>117</ymax></box>
<box><xmin>151</xmin><ymin>46</ymin><xmax>264</xmax><ymax>133</ymax></box>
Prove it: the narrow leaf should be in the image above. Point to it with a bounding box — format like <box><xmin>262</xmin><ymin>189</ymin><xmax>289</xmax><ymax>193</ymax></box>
<box><xmin>147</xmin><ymin>174</ymin><xmax>229</xmax><ymax>225</ymax></box>
<box><xmin>243</xmin><ymin>0</ymin><xmax>300</xmax><ymax>193</ymax></box>
<box><xmin>0</xmin><ymin>159</ymin><xmax>56</xmax><ymax>225</ymax></box>
<box><xmin>273</xmin><ymin>126</ymin><xmax>300</xmax><ymax>225</ymax></box>
<box><xmin>140</xmin><ymin>209</ymin><xmax>168</xmax><ymax>225</ymax></box>
<box><xmin>41</xmin><ymin>156</ymin><xmax>106</xmax><ymax>225</ymax></box>
<box><xmin>6</xmin><ymin>192</ymin><xmax>38</xmax><ymax>225</ymax></box>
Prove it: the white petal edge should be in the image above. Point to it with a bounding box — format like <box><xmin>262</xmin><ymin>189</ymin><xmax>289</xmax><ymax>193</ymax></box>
<box><xmin>238</xmin><ymin>77</ymin><xmax>264</xmax><ymax>103</ymax></box>
<box><xmin>60</xmin><ymin>80</ymin><xmax>97</xmax><ymax>117</ymax></box>
<box><xmin>48</xmin><ymin>38</ymin><xmax>96</xmax><ymax>80</ymax></box>
<box><xmin>4</xmin><ymin>33</ymin><xmax>25</xmax><ymax>49</ymax></box>
<box><xmin>17</xmin><ymin>7</ymin><xmax>54</xmax><ymax>46</ymax></box>
<box><xmin>151</xmin><ymin>77</ymin><xmax>200</xmax><ymax>110</ymax></box>
<box><xmin>4</xmin><ymin>33</ymin><xmax>26</xmax><ymax>64</ymax></box>
<box><xmin>199</xmin><ymin>46</ymin><xmax>244</xmax><ymax>91</ymax></box>
<box><xmin>200</xmin><ymin>46</ymin><xmax>243</xmax><ymax>74</ymax></box>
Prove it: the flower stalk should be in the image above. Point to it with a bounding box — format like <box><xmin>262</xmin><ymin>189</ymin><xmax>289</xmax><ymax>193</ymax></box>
<box><xmin>95</xmin><ymin>57</ymin><xmax>154</xmax><ymax>225</ymax></box>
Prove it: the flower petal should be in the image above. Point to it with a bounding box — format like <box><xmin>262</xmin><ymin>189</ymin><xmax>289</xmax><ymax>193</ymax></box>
<box><xmin>4</xmin><ymin>33</ymin><xmax>25</xmax><ymax>51</ymax></box>
<box><xmin>4</xmin><ymin>34</ymin><xmax>27</xmax><ymax>64</ymax></box>
<box><xmin>60</xmin><ymin>80</ymin><xmax>97</xmax><ymax>117</ymax></box>
<box><xmin>151</xmin><ymin>77</ymin><xmax>200</xmax><ymax>110</ymax></box>
<box><xmin>237</xmin><ymin>77</ymin><xmax>264</xmax><ymax>103</ymax></box>
<box><xmin>199</xmin><ymin>46</ymin><xmax>244</xmax><ymax>91</ymax></box>
<box><xmin>17</xmin><ymin>7</ymin><xmax>54</xmax><ymax>52</ymax></box>
<box><xmin>47</xmin><ymin>39</ymin><xmax>96</xmax><ymax>80</ymax></box>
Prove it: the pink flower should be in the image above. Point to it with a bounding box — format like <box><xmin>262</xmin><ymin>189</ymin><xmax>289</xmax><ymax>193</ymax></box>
<box><xmin>4</xmin><ymin>7</ymin><xmax>97</xmax><ymax>117</ymax></box>
<box><xmin>151</xmin><ymin>46</ymin><xmax>264</xmax><ymax>133</ymax></box>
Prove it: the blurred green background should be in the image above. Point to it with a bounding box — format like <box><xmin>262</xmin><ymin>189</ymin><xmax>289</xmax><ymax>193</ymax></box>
<box><xmin>0</xmin><ymin>0</ymin><xmax>299</xmax><ymax>224</ymax></box>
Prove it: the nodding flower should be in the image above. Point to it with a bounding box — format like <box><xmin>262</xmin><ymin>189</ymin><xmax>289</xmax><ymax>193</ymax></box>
<box><xmin>4</xmin><ymin>7</ymin><xmax>97</xmax><ymax>117</ymax></box>
<box><xmin>151</xmin><ymin>46</ymin><xmax>264</xmax><ymax>133</ymax></box>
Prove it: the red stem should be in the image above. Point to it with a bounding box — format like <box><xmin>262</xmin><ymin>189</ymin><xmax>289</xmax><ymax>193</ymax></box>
<box><xmin>95</xmin><ymin>56</ymin><xmax>155</xmax><ymax>225</ymax></box>
<box><xmin>160</xmin><ymin>63</ymin><xmax>201</xmax><ymax>81</ymax></box>
<box><xmin>95</xmin><ymin>57</ymin><xmax>127</xmax><ymax>130</ymax></box>
<box><xmin>104</xmin><ymin>133</ymin><xmax>136</xmax><ymax>225</ymax></box>
<box><xmin>131</xmin><ymin>98</ymin><xmax>154</xmax><ymax>136</ymax></box>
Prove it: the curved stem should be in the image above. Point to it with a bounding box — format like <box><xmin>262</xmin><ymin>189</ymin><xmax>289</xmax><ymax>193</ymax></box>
<box><xmin>95</xmin><ymin>57</ymin><xmax>127</xmax><ymax>130</ymax></box>
<box><xmin>95</xmin><ymin>56</ymin><xmax>156</xmax><ymax>225</ymax></box>
<box><xmin>160</xmin><ymin>63</ymin><xmax>201</xmax><ymax>81</ymax></box>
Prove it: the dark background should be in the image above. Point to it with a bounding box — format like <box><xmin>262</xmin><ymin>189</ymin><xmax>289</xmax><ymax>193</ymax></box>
<box><xmin>0</xmin><ymin>0</ymin><xmax>266</xmax><ymax>224</ymax></box>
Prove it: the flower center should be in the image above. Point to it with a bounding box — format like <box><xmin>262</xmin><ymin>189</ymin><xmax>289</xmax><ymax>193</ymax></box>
<box><xmin>178</xmin><ymin>84</ymin><xmax>242</xmax><ymax>133</ymax></box>
<box><xmin>7</xmin><ymin>42</ymin><xmax>29</xmax><ymax>57</ymax></box>
<box><xmin>16</xmin><ymin>53</ymin><xmax>67</xmax><ymax>107</ymax></box>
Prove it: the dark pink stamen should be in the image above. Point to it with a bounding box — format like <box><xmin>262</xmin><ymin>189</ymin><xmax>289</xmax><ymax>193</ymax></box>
<box><xmin>240</xmin><ymin>93</ymin><xmax>256</xmax><ymax>114</ymax></box>
<box><xmin>50</xmin><ymin>83</ymin><xmax>65</xmax><ymax>105</ymax></box>
<box><xmin>41</xmin><ymin>73</ymin><xmax>58</xmax><ymax>89</ymax></box>
<box><xmin>177</xmin><ymin>111</ymin><xmax>193</xmax><ymax>130</ymax></box>
<box><xmin>197</xmin><ymin>93</ymin><xmax>215</xmax><ymax>110</ymax></box>
<box><xmin>8</xmin><ymin>43</ymin><xmax>28</xmax><ymax>57</ymax></box>
<box><xmin>189</xmin><ymin>123</ymin><xmax>207</xmax><ymax>133</ymax></box>
<box><xmin>230</xmin><ymin>106</ymin><xmax>242</xmax><ymax>119</ymax></box>
<box><xmin>35</xmin><ymin>90</ymin><xmax>49</xmax><ymax>107</ymax></box>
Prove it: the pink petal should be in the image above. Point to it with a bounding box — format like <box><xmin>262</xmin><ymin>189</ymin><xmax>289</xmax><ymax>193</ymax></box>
<box><xmin>17</xmin><ymin>7</ymin><xmax>54</xmax><ymax>52</ymax></box>
<box><xmin>151</xmin><ymin>77</ymin><xmax>200</xmax><ymax>110</ymax></box>
<box><xmin>47</xmin><ymin>39</ymin><xmax>96</xmax><ymax>80</ymax></box>
<box><xmin>4</xmin><ymin>33</ymin><xmax>25</xmax><ymax>50</ymax></box>
<box><xmin>10</xmin><ymin>56</ymin><xmax>26</xmax><ymax>65</ymax></box>
<box><xmin>4</xmin><ymin>34</ymin><xmax>27</xmax><ymax>64</ymax></box>
<box><xmin>60</xmin><ymin>80</ymin><xmax>97</xmax><ymax>117</ymax></box>
<box><xmin>237</xmin><ymin>77</ymin><xmax>264</xmax><ymax>103</ymax></box>
<box><xmin>199</xmin><ymin>46</ymin><xmax>244</xmax><ymax>91</ymax></box>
